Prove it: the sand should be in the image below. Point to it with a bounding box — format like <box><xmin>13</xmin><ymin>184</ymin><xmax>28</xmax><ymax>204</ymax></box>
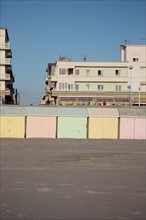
<box><xmin>0</xmin><ymin>138</ymin><xmax>145</xmax><ymax>220</ymax></box>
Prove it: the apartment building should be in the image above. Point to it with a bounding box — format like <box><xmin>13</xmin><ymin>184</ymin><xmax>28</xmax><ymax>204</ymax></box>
<box><xmin>0</xmin><ymin>28</ymin><xmax>15</xmax><ymax>104</ymax></box>
<box><xmin>41</xmin><ymin>44</ymin><xmax>146</xmax><ymax>106</ymax></box>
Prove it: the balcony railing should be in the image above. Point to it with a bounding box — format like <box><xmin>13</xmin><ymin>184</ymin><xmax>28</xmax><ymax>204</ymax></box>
<box><xmin>0</xmin><ymin>73</ymin><xmax>11</xmax><ymax>80</ymax></box>
<box><xmin>0</xmin><ymin>42</ymin><xmax>11</xmax><ymax>49</ymax></box>
<box><xmin>0</xmin><ymin>58</ymin><xmax>11</xmax><ymax>65</ymax></box>
<box><xmin>6</xmin><ymin>51</ymin><xmax>12</xmax><ymax>58</ymax></box>
<box><xmin>6</xmin><ymin>66</ymin><xmax>12</xmax><ymax>74</ymax></box>
<box><xmin>0</xmin><ymin>88</ymin><xmax>11</xmax><ymax>95</ymax></box>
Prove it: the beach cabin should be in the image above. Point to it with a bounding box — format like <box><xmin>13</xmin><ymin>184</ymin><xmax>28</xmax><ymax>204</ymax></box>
<box><xmin>0</xmin><ymin>106</ymin><xmax>26</xmax><ymax>138</ymax></box>
<box><xmin>26</xmin><ymin>107</ymin><xmax>57</xmax><ymax>138</ymax></box>
<box><xmin>87</xmin><ymin>108</ymin><xmax>119</xmax><ymax>139</ymax></box>
<box><xmin>119</xmin><ymin>108</ymin><xmax>146</xmax><ymax>139</ymax></box>
<box><xmin>57</xmin><ymin>107</ymin><xmax>88</xmax><ymax>138</ymax></box>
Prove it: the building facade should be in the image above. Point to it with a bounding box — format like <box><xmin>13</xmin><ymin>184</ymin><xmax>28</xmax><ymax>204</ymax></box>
<box><xmin>41</xmin><ymin>45</ymin><xmax>146</xmax><ymax>106</ymax></box>
<box><xmin>0</xmin><ymin>28</ymin><xmax>16</xmax><ymax>104</ymax></box>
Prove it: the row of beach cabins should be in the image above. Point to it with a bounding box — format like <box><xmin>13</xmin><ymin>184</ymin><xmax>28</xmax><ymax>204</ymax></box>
<box><xmin>0</xmin><ymin>106</ymin><xmax>145</xmax><ymax>139</ymax></box>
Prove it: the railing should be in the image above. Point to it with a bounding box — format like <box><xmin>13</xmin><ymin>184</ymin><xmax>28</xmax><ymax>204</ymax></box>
<box><xmin>0</xmin><ymin>73</ymin><xmax>11</xmax><ymax>80</ymax></box>
<box><xmin>6</xmin><ymin>66</ymin><xmax>12</xmax><ymax>74</ymax></box>
<box><xmin>0</xmin><ymin>42</ymin><xmax>11</xmax><ymax>49</ymax></box>
<box><xmin>6</xmin><ymin>51</ymin><xmax>12</xmax><ymax>58</ymax></box>
<box><xmin>140</xmin><ymin>81</ymin><xmax>146</xmax><ymax>85</ymax></box>
<box><xmin>5</xmin><ymin>74</ymin><xmax>11</xmax><ymax>80</ymax></box>
<box><xmin>0</xmin><ymin>88</ymin><xmax>11</xmax><ymax>95</ymax></box>
<box><xmin>0</xmin><ymin>58</ymin><xmax>11</xmax><ymax>65</ymax></box>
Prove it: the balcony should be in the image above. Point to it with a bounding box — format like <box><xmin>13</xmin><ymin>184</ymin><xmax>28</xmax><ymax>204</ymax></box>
<box><xmin>140</xmin><ymin>81</ymin><xmax>146</xmax><ymax>85</ymax></box>
<box><xmin>6</xmin><ymin>51</ymin><xmax>12</xmax><ymax>58</ymax></box>
<box><xmin>0</xmin><ymin>58</ymin><xmax>11</xmax><ymax>65</ymax></box>
<box><xmin>0</xmin><ymin>88</ymin><xmax>11</xmax><ymax>95</ymax></box>
<box><xmin>6</xmin><ymin>66</ymin><xmax>12</xmax><ymax>74</ymax></box>
<box><xmin>0</xmin><ymin>73</ymin><xmax>11</xmax><ymax>80</ymax></box>
<box><xmin>6</xmin><ymin>84</ymin><xmax>14</xmax><ymax>95</ymax></box>
<box><xmin>0</xmin><ymin>42</ymin><xmax>11</xmax><ymax>50</ymax></box>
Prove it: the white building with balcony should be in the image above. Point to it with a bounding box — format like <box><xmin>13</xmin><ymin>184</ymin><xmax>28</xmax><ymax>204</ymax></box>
<box><xmin>0</xmin><ymin>28</ymin><xmax>16</xmax><ymax>104</ymax></box>
<box><xmin>41</xmin><ymin>44</ymin><xmax>146</xmax><ymax>106</ymax></box>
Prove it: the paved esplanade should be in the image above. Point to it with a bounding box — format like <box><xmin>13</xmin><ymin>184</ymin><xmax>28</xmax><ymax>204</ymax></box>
<box><xmin>0</xmin><ymin>139</ymin><xmax>145</xmax><ymax>220</ymax></box>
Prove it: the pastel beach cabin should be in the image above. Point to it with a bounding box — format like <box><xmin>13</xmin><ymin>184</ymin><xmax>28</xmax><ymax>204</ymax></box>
<box><xmin>0</xmin><ymin>106</ymin><xmax>26</xmax><ymax>138</ymax></box>
<box><xmin>57</xmin><ymin>107</ymin><xmax>88</xmax><ymax>138</ymax></box>
<box><xmin>26</xmin><ymin>107</ymin><xmax>57</xmax><ymax>138</ymax></box>
<box><xmin>119</xmin><ymin>108</ymin><xmax>146</xmax><ymax>139</ymax></box>
<box><xmin>87</xmin><ymin>108</ymin><xmax>119</xmax><ymax>139</ymax></box>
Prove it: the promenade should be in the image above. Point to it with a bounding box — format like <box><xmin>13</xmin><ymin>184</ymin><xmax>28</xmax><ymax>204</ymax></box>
<box><xmin>0</xmin><ymin>138</ymin><xmax>145</xmax><ymax>220</ymax></box>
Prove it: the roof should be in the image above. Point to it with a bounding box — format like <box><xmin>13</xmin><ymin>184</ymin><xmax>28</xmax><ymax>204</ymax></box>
<box><xmin>55</xmin><ymin>59</ymin><xmax>135</xmax><ymax>67</ymax></box>
<box><xmin>118</xmin><ymin>108</ymin><xmax>146</xmax><ymax>117</ymax></box>
<box><xmin>0</xmin><ymin>106</ymin><xmax>26</xmax><ymax>116</ymax></box>
<box><xmin>87</xmin><ymin>108</ymin><xmax>119</xmax><ymax>117</ymax></box>
<box><xmin>57</xmin><ymin>107</ymin><xmax>88</xmax><ymax>117</ymax></box>
<box><xmin>123</xmin><ymin>44</ymin><xmax>146</xmax><ymax>48</ymax></box>
<box><xmin>26</xmin><ymin>106</ymin><xmax>58</xmax><ymax>116</ymax></box>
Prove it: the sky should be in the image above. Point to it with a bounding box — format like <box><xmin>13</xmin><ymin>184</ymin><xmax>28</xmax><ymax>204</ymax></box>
<box><xmin>0</xmin><ymin>0</ymin><xmax>145</xmax><ymax>104</ymax></box>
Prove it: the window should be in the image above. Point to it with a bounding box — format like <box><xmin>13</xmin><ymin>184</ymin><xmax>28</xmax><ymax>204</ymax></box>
<box><xmin>86</xmin><ymin>84</ymin><xmax>90</xmax><ymax>90</ymax></box>
<box><xmin>86</xmin><ymin>69</ymin><xmax>90</xmax><ymax>75</ymax></box>
<box><xmin>59</xmin><ymin>68</ymin><xmax>67</xmax><ymax>75</ymax></box>
<box><xmin>133</xmin><ymin>58</ymin><xmax>139</xmax><ymax>62</ymax></box>
<box><xmin>115</xmin><ymin>70</ymin><xmax>121</xmax><ymax>76</ymax></box>
<box><xmin>98</xmin><ymin>70</ymin><xmax>103</xmax><ymax>77</ymax></box>
<box><xmin>97</xmin><ymin>85</ymin><xmax>104</xmax><ymax>91</ymax></box>
<box><xmin>59</xmin><ymin>83</ymin><xmax>67</xmax><ymax>91</ymax></box>
<box><xmin>76</xmin><ymin>69</ymin><xmax>80</xmax><ymax>75</ymax></box>
<box><xmin>68</xmin><ymin>83</ymin><xmax>73</xmax><ymax>91</ymax></box>
<box><xmin>68</xmin><ymin>68</ymin><xmax>73</xmax><ymax>75</ymax></box>
<box><xmin>75</xmin><ymin>84</ymin><xmax>79</xmax><ymax>91</ymax></box>
<box><xmin>59</xmin><ymin>83</ymin><xmax>73</xmax><ymax>91</ymax></box>
<box><xmin>115</xmin><ymin>85</ymin><xmax>121</xmax><ymax>91</ymax></box>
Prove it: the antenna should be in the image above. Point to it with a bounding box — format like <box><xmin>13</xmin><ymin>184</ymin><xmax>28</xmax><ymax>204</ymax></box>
<box><xmin>84</xmin><ymin>55</ymin><xmax>87</xmax><ymax>61</ymax></box>
<box><xmin>141</xmin><ymin>38</ymin><xmax>146</xmax><ymax>44</ymax></box>
<box><xmin>124</xmin><ymin>40</ymin><xmax>130</xmax><ymax>45</ymax></box>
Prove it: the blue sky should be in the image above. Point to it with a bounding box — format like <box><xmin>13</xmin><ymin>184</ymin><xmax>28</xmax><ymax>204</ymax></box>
<box><xmin>0</xmin><ymin>0</ymin><xmax>145</xmax><ymax>104</ymax></box>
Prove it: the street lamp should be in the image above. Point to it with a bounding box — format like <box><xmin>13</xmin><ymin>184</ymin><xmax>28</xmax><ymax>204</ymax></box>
<box><xmin>129</xmin><ymin>65</ymin><xmax>133</xmax><ymax>105</ymax></box>
<box><xmin>128</xmin><ymin>85</ymin><xmax>131</xmax><ymax>105</ymax></box>
<box><xmin>138</xmin><ymin>85</ymin><xmax>141</xmax><ymax>106</ymax></box>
